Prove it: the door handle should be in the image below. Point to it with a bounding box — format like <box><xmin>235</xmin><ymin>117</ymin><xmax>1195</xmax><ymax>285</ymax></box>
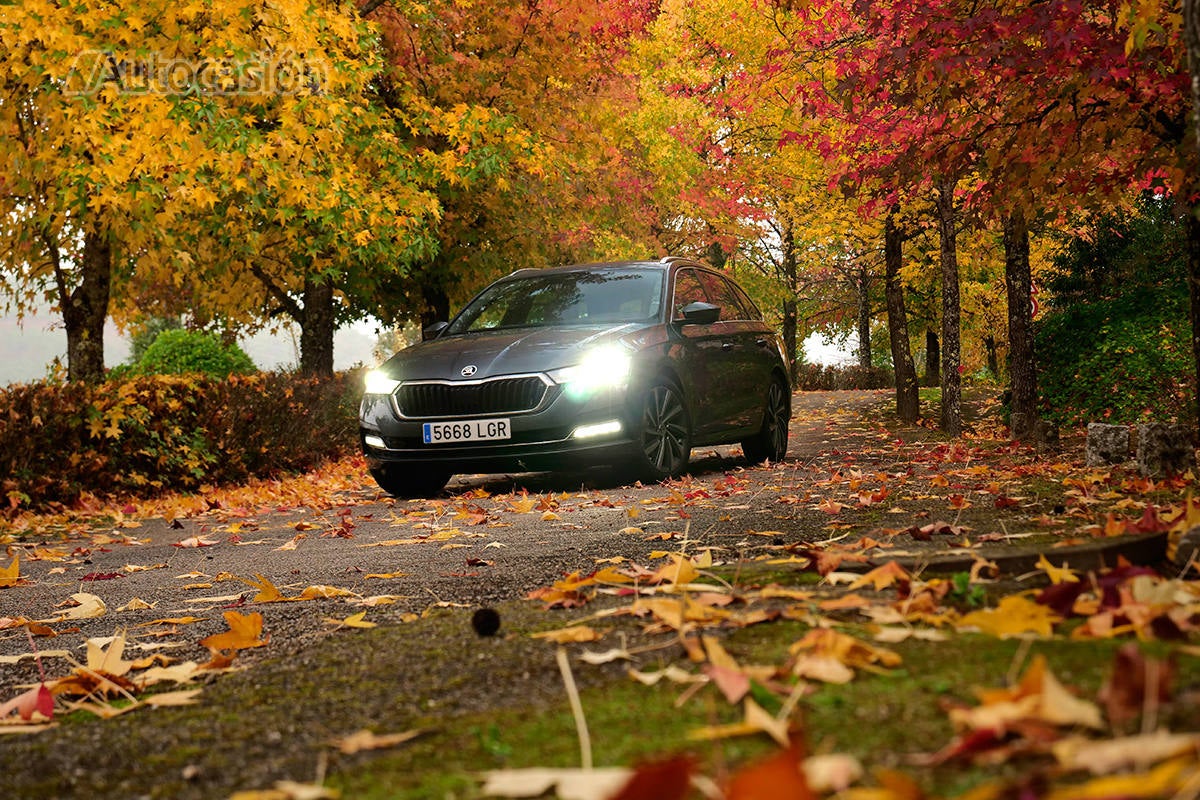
<box><xmin>722</xmin><ymin>342</ymin><xmax>734</xmax><ymax>351</ymax></box>
<box><xmin>755</xmin><ymin>338</ymin><xmax>770</xmax><ymax>348</ymax></box>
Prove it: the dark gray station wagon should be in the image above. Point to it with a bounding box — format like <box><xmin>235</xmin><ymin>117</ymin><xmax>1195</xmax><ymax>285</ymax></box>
<box><xmin>360</xmin><ymin>257</ymin><xmax>791</xmax><ymax>497</ymax></box>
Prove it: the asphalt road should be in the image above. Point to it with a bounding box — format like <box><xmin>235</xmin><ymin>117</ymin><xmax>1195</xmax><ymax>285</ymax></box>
<box><xmin>1</xmin><ymin>391</ymin><xmax>884</xmax><ymax>698</ymax></box>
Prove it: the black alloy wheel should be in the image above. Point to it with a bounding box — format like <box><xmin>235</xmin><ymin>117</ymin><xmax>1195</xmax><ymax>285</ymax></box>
<box><xmin>742</xmin><ymin>377</ymin><xmax>790</xmax><ymax>464</ymax></box>
<box><xmin>636</xmin><ymin>380</ymin><xmax>692</xmax><ymax>480</ymax></box>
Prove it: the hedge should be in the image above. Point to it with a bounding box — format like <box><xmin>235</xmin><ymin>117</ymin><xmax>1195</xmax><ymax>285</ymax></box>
<box><xmin>794</xmin><ymin>364</ymin><xmax>895</xmax><ymax>391</ymax></box>
<box><xmin>1</xmin><ymin>371</ymin><xmax>362</xmax><ymax>514</ymax></box>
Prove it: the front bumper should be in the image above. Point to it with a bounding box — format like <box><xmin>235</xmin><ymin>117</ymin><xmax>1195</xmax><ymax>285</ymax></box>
<box><xmin>359</xmin><ymin>385</ymin><xmax>636</xmax><ymax>474</ymax></box>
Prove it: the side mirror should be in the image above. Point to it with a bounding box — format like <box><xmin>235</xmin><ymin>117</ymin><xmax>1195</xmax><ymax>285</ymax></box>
<box><xmin>678</xmin><ymin>301</ymin><xmax>720</xmax><ymax>326</ymax></box>
<box><xmin>422</xmin><ymin>321</ymin><xmax>449</xmax><ymax>341</ymax></box>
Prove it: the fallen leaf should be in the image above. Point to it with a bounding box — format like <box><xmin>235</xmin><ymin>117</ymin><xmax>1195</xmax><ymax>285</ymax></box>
<box><xmin>1052</xmin><ymin>730</ymin><xmax>1200</xmax><ymax>775</ymax></box>
<box><xmin>48</xmin><ymin>592</ymin><xmax>107</xmax><ymax>621</ymax></box>
<box><xmin>199</xmin><ymin>611</ymin><xmax>268</xmax><ymax>653</ymax></box>
<box><xmin>174</xmin><ymin>536</ymin><xmax>218</xmax><ymax>548</ymax></box>
<box><xmin>144</xmin><ymin>689</ymin><xmax>204</xmax><ymax>708</ymax></box>
<box><xmin>479</xmin><ymin>767</ymin><xmax>633</xmax><ymax>800</ymax></box>
<box><xmin>957</xmin><ymin>594</ymin><xmax>1057</xmax><ymax>638</ymax></box>
<box><xmin>531</xmin><ymin>625</ymin><xmax>603</xmax><ymax>644</ymax></box>
<box><xmin>0</xmin><ymin>553</ymin><xmax>28</xmax><ymax>588</ymax></box>
<box><xmin>332</xmin><ymin>728</ymin><xmax>426</xmax><ymax>755</ymax></box>
<box><xmin>324</xmin><ymin>612</ymin><xmax>376</xmax><ymax>629</ymax></box>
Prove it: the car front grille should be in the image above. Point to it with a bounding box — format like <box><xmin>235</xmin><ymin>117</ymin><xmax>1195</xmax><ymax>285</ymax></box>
<box><xmin>396</xmin><ymin>377</ymin><xmax>551</xmax><ymax>418</ymax></box>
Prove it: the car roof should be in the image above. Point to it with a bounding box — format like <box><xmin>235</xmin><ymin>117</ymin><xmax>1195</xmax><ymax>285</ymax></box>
<box><xmin>504</xmin><ymin>257</ymin><xmax>703</xmax><ymax>280</ymax></box>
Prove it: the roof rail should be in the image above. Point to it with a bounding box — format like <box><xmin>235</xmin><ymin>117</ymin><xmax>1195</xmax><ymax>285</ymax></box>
<box><xmin>659</xmin><ymin>255</ymin><xmax>695</xmax><ymax>265</ymax></box>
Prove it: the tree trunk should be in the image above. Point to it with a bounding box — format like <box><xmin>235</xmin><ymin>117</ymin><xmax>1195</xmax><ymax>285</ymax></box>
<box><xmin>984</xmin><ymin>336</ymin><xmax>999</xmax><ymax>377</ymax></box>
<box><xmin>421</xmin><ymin>281</ymin><xmax>450</xmax><ymax>329</ymax></box>
<box><xmin>925</xmin><ymin>329</ymin><xmax>940</xmax><ymax>386</ymax></box>
<box><xmin>58</xmin><ymin>229</ymin><xmax>112</xmax><ymax>384</ymax></box>
<box><xmin>1003</xmin><ymin>206</ymin><xmax>1039</xmax><ymax>440</ymax></box>
<box><xmin>936</xmin><ymin>179</ymin><xmax>962</xmax><ymax>436</ymax></box>
<box><xmin>1187</xmin><ymin>210</ymin><xmax>1200</xmax><ymax>440</ymax></box>
<box><xmin>884</xmin><ymin>212</ymin><xmax>919</xmax><ymax>422</ymax></box>
<box><xmin>1183</xmin><ymin>0</ymin><xmax>1200</xmax><ymax>438</ymax></box>
<box><xmin>299</xmin><ymin>273</ymin><xmax>335</xmax><ymax>377</ymax></box>
<box><xmin>782</xmin><ymin>219</ymin><xmax>800</xmax><ymax>382</ymax></box>
<box><xmin>856</xmin><ymin>264</ymin><xmax>872</xmax><ymax>368</ymax></box>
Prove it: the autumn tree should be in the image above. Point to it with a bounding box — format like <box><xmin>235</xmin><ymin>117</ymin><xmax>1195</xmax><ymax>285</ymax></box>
<box><xmin>0</xmin><ymin>3</ymin><xmax>210</xmax><ymax>382</ymax></box>
<box><xmin>0</xmin><ymin>1</ymin><xmax>446</xmax><ymax>380</ymax></box>
<box><xmin>365</xmin><ymin>0</ymin><xmax>668</xmax><ymax>327</ymax></box>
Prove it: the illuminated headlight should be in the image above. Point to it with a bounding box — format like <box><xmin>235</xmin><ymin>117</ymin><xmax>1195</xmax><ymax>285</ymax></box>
<box><xmin>363</xmin><ymin>369</ymin><xmax>401</xmax><ymax>395</ymax></box>
<box><xmin>550</xmin><ymin>345</ymin><xmax>633</xmax><ymax>399</ymax></box>
<box><xmin>363</xmin><ymin>434</ymin><xmax>386</xmax><ymax>449</ymax></box>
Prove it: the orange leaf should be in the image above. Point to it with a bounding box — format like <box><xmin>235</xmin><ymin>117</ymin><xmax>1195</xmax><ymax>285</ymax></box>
<box><xmin>199</xmin><ymin>611</ymin><xmax>268</xmax><ymax>653</ymax></box>
<box><xmin>0</xmin><ymin>553</ymin><xmax>25</xmax><ymax>588</ymax></box>
<box><xmin>726</xmin><ymin>737</ymin><xmax>813</xmax><ymax>800</ymax></box>
<box><xmin>848</xmin><ymin>561</ymin><xmax>910</xmax><ymax>591</ymax></box>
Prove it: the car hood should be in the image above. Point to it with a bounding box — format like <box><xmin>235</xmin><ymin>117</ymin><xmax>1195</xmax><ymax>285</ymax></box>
<box><xmin>380</xmin><ymin>324</ymin><xmax>644</xmax><ymax>382</ymax></box>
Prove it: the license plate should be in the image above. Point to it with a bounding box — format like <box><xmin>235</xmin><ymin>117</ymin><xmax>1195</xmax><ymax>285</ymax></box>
<box><xmin>423</xmin><ymin>418</ymin><xmax>511</xmax><ymax>444</ymax></box>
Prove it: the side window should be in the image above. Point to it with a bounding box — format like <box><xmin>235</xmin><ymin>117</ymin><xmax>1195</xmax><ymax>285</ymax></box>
<box><xmin>728</xmin><ymin>280</ymin><xmax>763</xmax><ymax>322</ymax></box>
<box><xmin>697</xmin><ymin>271</ymin><xmax>748</xmax><ymax>321</ymax></box>
<box><xmin>671</xmin><ymin>270</ymin><xmax>710</xmax><ymax>320</ymax></box>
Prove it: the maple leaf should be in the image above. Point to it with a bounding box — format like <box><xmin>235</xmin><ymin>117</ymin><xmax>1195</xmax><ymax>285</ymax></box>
<box><xmin>816</xmin><ymin>498</ymin><xmax>845</xmax><ymax>514</ymax></box>
<box><xmin>848</xmin><ymin>561</ymin><xmax>910</xmax><ymax>591</ymax></box>
<box><xmin>958</xmin><ymin>594</ymin><xmax>1057</xmax><ymax>638</ymax></box>
<box><xmin>0</xmin><ymin>553</ymin><xmax>28</xmax><ymax>588</ymax></box>
<box><xmin>199</xmin><ymin>611</ymin><xmax>269</xmax><ymax>654</ymax></box>
<box><xmin>1035</xmin><ymin>554</ymin><xmax>1079</xmax><ymax>584</ymax></box>
<box><xmin>242</xmin><ymin>573</ymin><xmax>285</xmax><ymax>603</ymax></box>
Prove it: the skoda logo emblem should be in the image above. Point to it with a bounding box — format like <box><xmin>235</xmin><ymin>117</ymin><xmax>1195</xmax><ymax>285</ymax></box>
<box><xmin>461</xmin><ymin>365</ymin><xmax>477</xmax><ymax>377</ymax></box>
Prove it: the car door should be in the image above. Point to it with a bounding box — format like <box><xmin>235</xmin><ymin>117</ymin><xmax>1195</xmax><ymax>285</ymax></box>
<box><xmin>669</xmin><ymin>268</ymin><xmax>727</xmax><ymax>438</ymax></box>
<box><xmin>695</xmin><ymin>270</ymin><xmax>767</xmax><ymax>431</ymax></box>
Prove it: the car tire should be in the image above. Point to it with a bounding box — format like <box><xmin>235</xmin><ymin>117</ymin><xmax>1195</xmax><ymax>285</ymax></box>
<box><xmin>741</xmin><ymin>377</ymin><xmax>790</xmax><ymax>464</ymax></box>
<box><xmin>369</xmin><ymin>465</ymin><xmax>451</xmax><ymax>498</ymax></box>
<box><xmin>632</xmin><ymin>379</ymin><xmax>692</xmax><ymax>481</ymax></box>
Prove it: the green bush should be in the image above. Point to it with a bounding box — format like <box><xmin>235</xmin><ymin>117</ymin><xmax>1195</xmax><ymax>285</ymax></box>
<box><xmin>135</xmin><ymin>329</ymin><xmax>256</xmax><ymax>378</ymax></box>
<box><xmin>0</xmin><ymin>372</ymin><xmax>361</xmax><ymax>514</ymax></box>
<box><xmin>1036</xmin><ymin>196</ymin><xmax>1193</xmax><ymax>426</ymax></box>
<box><xmin>1036</xmin><ymin>289</ymin><xmax>1191</xmax><ymax>426</ymax></box>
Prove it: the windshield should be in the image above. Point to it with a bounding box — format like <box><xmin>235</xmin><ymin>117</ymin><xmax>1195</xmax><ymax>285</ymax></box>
<box><xmin>447</xmin><ymin>269</ymin><xmax>665</xmax><ymax>334</ymax></box>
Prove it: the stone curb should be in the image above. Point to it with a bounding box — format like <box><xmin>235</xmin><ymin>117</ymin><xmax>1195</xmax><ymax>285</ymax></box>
<box><xmin>856</xmin><ymin>531</ymin><xmax>1169</xmax><ymax>576</ymax></box>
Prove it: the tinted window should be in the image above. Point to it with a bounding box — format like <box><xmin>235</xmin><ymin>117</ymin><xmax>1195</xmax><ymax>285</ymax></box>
<box><xmin>696</xmin><ymin>271</ymin><xmax>760</xmax><ymax>321</ymax></box>
<box><xmin>448</xmin><ymin>269</ymin><xmax>665</xmax><ymax>334</ymax></box>
<box><xmin>671</xmin><ymin>269</ymin><xmax>710</xmax><ymax>320</ymax></box>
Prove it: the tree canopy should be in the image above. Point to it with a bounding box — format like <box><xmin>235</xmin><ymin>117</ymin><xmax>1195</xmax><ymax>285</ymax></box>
<box><xmin>1</xmin><ymin>0</ymin><xmax>1196</xmax><ymax>435</ymax></box>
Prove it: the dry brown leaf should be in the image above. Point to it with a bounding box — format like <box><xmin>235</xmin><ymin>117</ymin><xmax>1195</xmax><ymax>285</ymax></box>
<box><xmin>531</xmin><ymin>625</ymin><xmax>603</xmax><ymax>643</ymax></box>
<box><xmin>332</xmin><ymin>728</ymin><xmax>425</xmax><ymax>754</ymax></box>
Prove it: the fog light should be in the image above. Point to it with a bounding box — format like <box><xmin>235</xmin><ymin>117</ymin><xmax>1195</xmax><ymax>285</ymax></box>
<box><xmin>572</xmin><ymin>420</ymin><xmax>622</xmax><ymax>439</ymax></box>
<box><xmin>364</xmin><ymin>434</ymin><xmax>386</xmax><ymax>449</ymax></box>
